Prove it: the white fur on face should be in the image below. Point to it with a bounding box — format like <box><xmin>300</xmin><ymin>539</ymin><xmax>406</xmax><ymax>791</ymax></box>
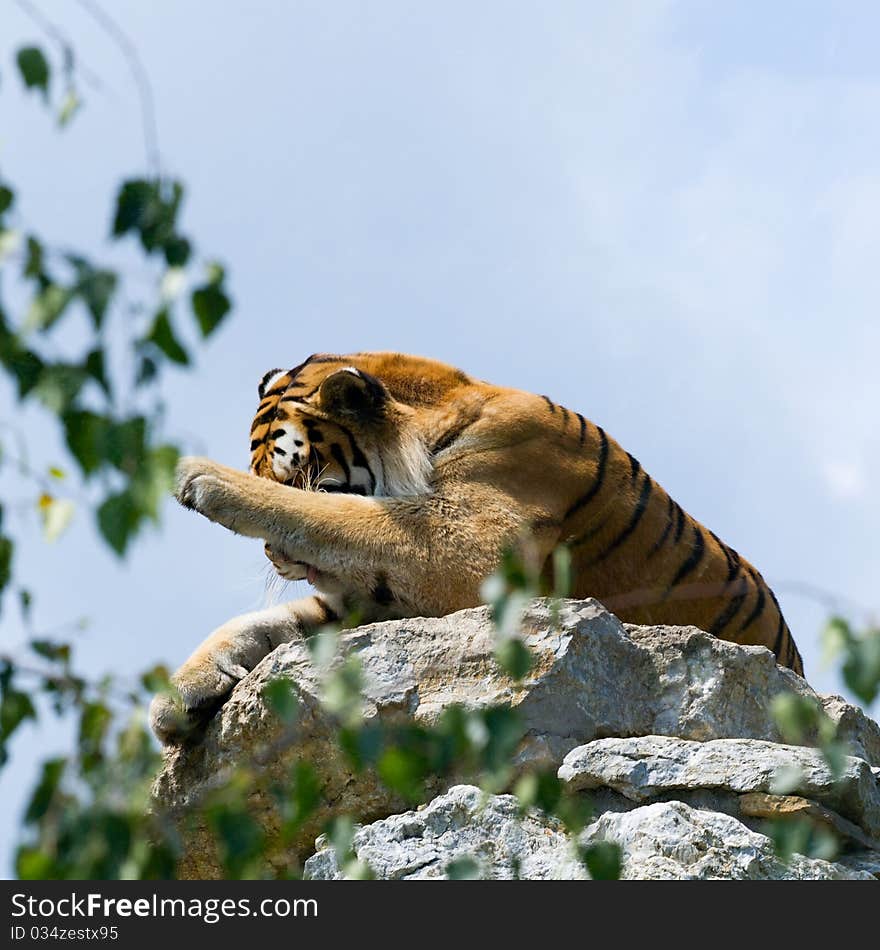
<box><xmin>271</xmin><ymin>421</ymin><xmax>310</xmax><ymax>481</ymax></box>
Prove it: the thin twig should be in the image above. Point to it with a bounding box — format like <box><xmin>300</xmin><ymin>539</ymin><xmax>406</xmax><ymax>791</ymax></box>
<box><xmin>74</xmin><ymin>0</ymin><xmax>161</xmax><ymax>176</ymax></box>
<box><xmin>12</xmin><ymin>0</ymin><xmax>107</xmax><ymax>94</ymax></box>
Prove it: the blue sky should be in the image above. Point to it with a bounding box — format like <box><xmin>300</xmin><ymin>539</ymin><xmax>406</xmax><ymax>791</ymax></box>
<box><xmin>1</xmin><ymin>1</ymin><xmax>878</xmax><ymax>875</ymax></box>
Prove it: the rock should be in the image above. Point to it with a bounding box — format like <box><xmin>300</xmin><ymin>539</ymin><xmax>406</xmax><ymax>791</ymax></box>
<box><xmin>304</xmin><ymin>788</ymin><xmax>874</xmax><ymax>881</ymax></box>
<box><xmin>558</xmin><ymin>736</ymin><xmax>880</xmax><ymax>838</ymax></box>
<box><xmin>579</xmin><ymin>800</ymin><xmax>874</xmax><ymax>880</ymax></box>
<box><xmin>304</xmin><ymin>785</ymin><xmax>585</xmax><ymax>880</ymax></box>
<box><xmin>738</xmin><ymin>793</ymin><xmax>880</xmax><ymax>852</ymax></box>
<box><xmin>152</xmin><ymin>599</ymin><xmax>880</xmax><ymax>878</ymax></box>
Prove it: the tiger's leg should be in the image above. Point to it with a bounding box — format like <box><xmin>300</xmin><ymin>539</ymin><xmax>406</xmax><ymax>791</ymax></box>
<box><xmin>174</xmin><ymin>456</ymin><xmax>526</xmax><ymax>613</ymax></box>
<box><xmin>149</xmin><ymin>595</ymin><xmax>335</xmax><ymax>745</ymax></box>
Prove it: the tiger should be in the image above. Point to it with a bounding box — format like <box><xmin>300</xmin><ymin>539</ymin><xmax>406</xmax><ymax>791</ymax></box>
<box><xmin>149</xmin><ymin>351</ymin><xmax>804</xmax><ymax>745</ymax></box>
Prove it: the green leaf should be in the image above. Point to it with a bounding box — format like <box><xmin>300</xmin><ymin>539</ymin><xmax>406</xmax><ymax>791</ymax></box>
<box><xmin>0</xmin><ymin>535</ymin><xmax>12</xmax><ymax>596</ymax></box>
<box><xmin>16</xmin><ymin>47</ymin><xmax>50</xmax><ymax>97</ymax></box>
<box><xmin>105</xmin><ymin>416</ymin><xmax>147</xmax><ymax>475</ymax></box>
<box><xmin>76</xmin><ymin>266</ymin><xmax>117</xmax><ymax>329</ymax></box>
<box><xmin>262</xmin><ymin>677</ymin><xmax>299</xmax><ymax>724</ymax></box>
<box><xmin>97</xmin><ymin>489</ymin><xmax>141</xmax><ymax>556</ymax></box>
<box><xmin>62</xmin><ymin>410</ymin><xmax>111</xmax><ymax>475</ymax></box>
<box><xmin>24</xmin><ymin>757</ymin><xmax>66</xmax><ymax>823</ymax></box>
<box><xmin>33</xmin><ymin>363</ymin><xmax>87</xmax><ymax>413</ymax></box>
<box><xmin>163</xmin><ymin>236</ymin><xmax>191</xmax><ymax>267</ymax></box>
<box><xmin>25</xmin><ymin>283</ymin><xmax>74</xmax><ymax>333</ymax></box>
<box><xmin>130</xmin><ymin>444</ymin><xmax>179</xmax><ymax>520</ymax></box>
<box><xmin>495</xmin><ymin>637</ymin><xmax>533</xmax><ymax>680</ymax></box>
<box><xmin>146</xmin><ymin>309</ymin><xmax>190</xmax><ymax>365</ymax></box>
<box><xmin>30</xmin><ymin>640</ymin><xmax>71</xmax><ymax>665</ymax></box>
<box><xmin>112</xmin><ymin>178</ymin><xmax>184</xmax><ymax>255</ymax></box>
<box><xmin>446</xmin><ymin>856</ymin><xmax>481</xmax><ymax>879</ymax></box>
<box><xmin>24</xmin><ymin>235</ymin><xmax>44</xmax><ymax>278</ymax></box>
<box><xmin>15</xmin><ymin>847</ymin><xmax>54</xmax><ymax>880</ymax></box>
<box><xmin>0</xmin><ymin>685</ymin><xmax>37</xmax><ymax>759</ymax></box>
<box><xmin>841</xmin><ymin>629</ymin><xmax>880</xmax><ymax>708</ymax></box>
<box><xmin>580</xmin><ymin>841</ymin><xmax>622</xmax><ymax>880</ymax></box>
<box><xmin>191</xmin><ymin>281</ymin><xmax>231</xmax><ymax>337</ymax></box>
<box><xmin>78</xmin><ymin>701</ymin><xmax>112</xmax><ymax>773</ymax></box>
<box><xmin>84</xmin><ymin>348</ymin><xmax>111</xmax><ymax>396</ymax></box>
<box><xmin>139</xmin><ymin>664</ymin><xmax>170</xmax><ymax>694</ymax></box>
<box><xmin>0</xmin><ymin>186</ymin><xmax>13</xmax><ymax>215</ymax></box>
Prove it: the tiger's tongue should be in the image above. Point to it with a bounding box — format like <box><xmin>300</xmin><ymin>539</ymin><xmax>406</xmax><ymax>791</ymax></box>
<box><xmin>307</xmin><ymin>566</ymin><xmax>318</xmax><ymax>585</ymax></box>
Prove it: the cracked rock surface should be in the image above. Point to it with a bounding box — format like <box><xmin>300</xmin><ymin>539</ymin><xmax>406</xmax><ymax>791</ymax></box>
<box><xmin>152</xmin><ymin>599</ymin><xmax>880</xmax><ymax>879</ymax></box>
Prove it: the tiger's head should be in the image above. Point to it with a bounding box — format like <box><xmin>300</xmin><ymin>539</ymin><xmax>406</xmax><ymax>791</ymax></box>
<box><xmin>249</xmin><ymin>352</ymin><xmax>474</xmax><ymax>499</ymax></box>
<box><xmin>249</xmin><ymin>352</ymin><xmax>477</xmax><ymax>585</ymax></box>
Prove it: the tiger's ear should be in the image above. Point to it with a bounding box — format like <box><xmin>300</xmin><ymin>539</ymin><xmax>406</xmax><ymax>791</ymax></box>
<box><xmin>318</xmin><ymin>367</ymin><xmax>387</xmax><ymax>419</ymax></box>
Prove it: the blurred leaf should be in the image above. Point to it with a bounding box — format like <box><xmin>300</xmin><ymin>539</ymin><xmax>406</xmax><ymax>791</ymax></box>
<box><xmin>130</xmin><ymin>444</ymin><xmax>179</xmax><ymax>521</ymax></box>
<box><xmin>112</xmin><ymin>178</ymin><xmax>183</xmax><ymax>256</ymax></box>
<box><xmin>0</xmin><ymin>535</ymin><xmax>12</xmax><ymax>596</ymax></box>
<box><xmin>15</xmin><ymin>847</ymin><xmax>53</xmax><ymax>880</ymax></box>
<box><xmin>495</xmin><ymin>637</ymin><xmax>533</xmax><ymax>681</ymax></box>
<box><xmin>16</xmin><ymin>47</ymin><xmax>50</xmax><ymax>97</ymax></box>
<box><xmin>25</xmin><ymin>284</ymin><xmax>74</xmax><ymax>333</ymax></box>
<box><xmin>0</xmin><ymin>186</ymin><xmax>13</xmax><ymax>215</ymax></box>
<box><xmin>146</xmin><ymin>309</ymin><xmax>189</xmax><ymax>365</ymax></box>
<box><xmin>62</xmin><ymin>410</ymin><xmax>111</xmax><ymax>475</ymax></box>
<box><xmin>262</xmin><ymin>677</ymin><xmax>299</xmax><ymax>724</ymax></box>
<box><xmin>57</xmin><ymin>89</ymin><xmax>81</xmax><ymax>127</ymax></box>
<box><xmin>24</xmin><ymin>757</ymin><xmax>66</xmax><ymax>823</ymax></box>
<box><xmin>97</xmin><ymin>489</ymin><xmax>141</xmax><ymax>556</ymax></box>
<box><xmin>23</xmin><ymin>235</ymin><xmax>44</xmax><ymax>278</ymax></box>
<box><xmin>139</xmin><ymin>665</ymin><xmax>170</xmax><ymax>694</ymax></box>
<box><xmin>163</xmin><ymin>237</ymin><xmax>191</xmax><ymax>267</ymax></box>
<box><xmin>377</xmin><ymin>745</ymin><xmax>426</xmax><ymax>801</ymax></box>
<box><xmin>841</xmin><ymin>630</ymin><xmax>880</xmax><ymax>708</ymax></box>
<box><xmin>84</xmin><ymin>348</ymin><xmax>111</xmax><ymax>396</ymax></box>
<box><xmin>0</xmin><ymin>685</ymin><xmax>37</xmax><ymax>763</ymax></box>
<box><xmin>191</xmin><ymin>279</ymin><xmax>231</xmax><ymax>338</ymax></box>
<box><xmin>30</xmin><ymin>640</ymin><xmax>71</xmax><ymax>665</ymax></box>
<box><xmin>580</xmin><ymin>840</ymin><xmax>622</xmax><ymax>880</ymax></box>
<box><xmin>37</xmin><ymin>494</ymin><xmax>75</xmax><ymax>543</ymax></box>
<box><xmin>446</xmin><ymin>856</ymin><xmax>481</xmax><ymax>880</ymax></box>
<box><xmin>78</xmin><ymin>701</ymin><xmax>112</xmax><ymax>774</ymax></box>
<box><xmin>75</xmin><ymin>265</ymin><xmax>117</xmax><ymax>329</ymax></box>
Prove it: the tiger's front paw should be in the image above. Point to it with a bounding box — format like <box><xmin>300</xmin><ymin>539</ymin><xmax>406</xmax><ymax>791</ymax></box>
<box><xmin>175</xmin><ymin>456</ymin><xmax>233</xmax><ymax>516</ymax></box>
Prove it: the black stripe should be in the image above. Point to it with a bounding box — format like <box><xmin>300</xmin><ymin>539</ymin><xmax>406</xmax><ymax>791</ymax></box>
<box><xmin>771</xmin><ymin>614</ymin><xmax>786</xmax><ymax>659</ymax></box>
<box><xmin>330</xmin><ymin>442</ymin><xmax>351</xmax><ymax>482</ymax></box>
<box><xmin>560</xmin><ymin>406</ymin><xmax>570</xmax><ymax>427</ymax></box>
<box><xmin>273</xmin><ymin>447</ymin><xmax>286</xmax><ymax>456</ymax></box>
<box><xmin>271</xmin><ymin>429</ymin><xmax>286</xmax><ymax>439</ymax></box>
<box><xmin>371</xmin><ymin>574</ymin><xmax>395</xmax><ymax>606</ymax></box>
<box><xmin>568</xmin><ymin>514</ymin><xmax>613</xmax><ymax>548</ymax></box>
<box><xmin>738</xmin><ymin>570</ymin><xmax>766</xmax><ymax>633</ymax></box>
<box><xmin>250</xmin><ymin>408</ymin><xmax>276</xmax><ymax>433</ymax></box>
<box><xmin>542</xmin><ymin>395</ymin><xmax>556</xmax><ymax>413</ymax></box>
<box><xmin>576</xmin><ymin>413</ymin><xmax>587</xmax><ymax>446</ymax></box>
<box><xmin>708</xmin><ymin>584</ymin><xmax>748</xmax><ymax>637</ymax></box>
<box><xmin>250</xmin><ymin>438</ymin><xmax>262</xmax><ymax>451</ymax></box>
<box><xmin>627</xmin><ymin>452</ymin><xmax>641</xmax><ymax>481</ymax></box>
<box><xmin>339</xmin><ymin>425</ymin><xmax>375</xmax><ymax>492</ymax></box>
<box><xmin>432</xmin><ymin>412</ymin><xmax>482</xmax><ymax>455</ymax></box>
<box><xmin>647</xmin><ymin>494</ymin><xmax>675</xmax><ymax>559</ymax></box>
<box><xmin>587</xmin><ymin>473</ymin><xmax>653</xmax><ymax>564</ymax></box>
<box><xmin>667</xmin><ymin>524</ymin><xmax>705</xmax><ymax>591</ymax></box>
<box><xmin>258</xmin><ymin>368</ymin><xmax>285</xmax><ymax>398</ymax></box>
<box><xmin>565</xmin><ymin>427</ymin><xmax>609</xmax><ymax>519</ymax></box>
<box><xmin>673</xmin><ymin>503</ymin><xmax>685</xmax><ymax>543</ymax></box>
